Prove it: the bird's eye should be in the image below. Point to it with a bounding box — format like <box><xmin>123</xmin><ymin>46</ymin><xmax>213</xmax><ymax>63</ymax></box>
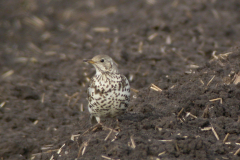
<box><xmin>100</xmin><ymin>59</ymin><xmax>104</xmax><ymax>62</ymax></box>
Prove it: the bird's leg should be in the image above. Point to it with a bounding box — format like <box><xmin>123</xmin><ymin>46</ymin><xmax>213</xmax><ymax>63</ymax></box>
<box><xmin>90</xmin><ymin>115</ymin><xmax>98</xmax><ymax>125</ymax></box>
<box><xmin>81</xmin><ymin>123</ymin><xmax>102</xmax><ymax>136</ymax></box>
<box><xmin>90</xmin><ymin>116</ymin><xmax>102</xmax><ymax>132</ymax></box>
<box><xmin>95</xmin><ymin>117</ymin><xmax>119</xmax><ymax>132</ymax></box>
<box><xmin>114</xmin><ymin>118</ymin><xmax>121</xmax><ymax>131</ymax></box>
<box><xmin>79</xmin><ymin>116</ymin><xmax>103</xmax><ymax>136</ymax></box>
<box><xmin>90</xmin><ymin>116</ymin><xmax>119</xmax><ymax>133</ymax></box>
<box><xmin>95</xmin><ymin>117</ymin><xmax>101</xmax><ymax>124</ymax></box>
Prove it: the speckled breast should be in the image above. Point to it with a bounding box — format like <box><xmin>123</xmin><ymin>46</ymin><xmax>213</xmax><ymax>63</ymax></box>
<box><xmin>87</xmin><ymin>73</ymin><xmax>130</xmax><ymax>118</ymax></box>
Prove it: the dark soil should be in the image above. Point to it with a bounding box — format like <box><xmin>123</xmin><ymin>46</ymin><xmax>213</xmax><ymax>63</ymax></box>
<box><xmin>1</xmin><ymin>0</ymin><xmax>240</xmax><ymax>159</ymax></box>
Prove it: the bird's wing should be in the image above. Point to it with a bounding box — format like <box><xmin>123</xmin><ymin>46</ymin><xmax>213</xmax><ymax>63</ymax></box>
<box><xmin>120</xmin><ymin>75</ymin><xmax>130</xmax><ymax>89</ymax></box>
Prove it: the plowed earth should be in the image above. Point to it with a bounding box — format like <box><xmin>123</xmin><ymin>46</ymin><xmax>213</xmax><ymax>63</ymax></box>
<box><xmin>0</xmin><ymin>0</ymin><xmax>240</xmax><ymax>159</ymax></box>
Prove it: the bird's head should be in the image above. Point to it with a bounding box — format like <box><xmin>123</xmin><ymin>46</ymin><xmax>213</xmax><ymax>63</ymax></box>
<box><xmin>83</xmin><ymin>55</ymin><xmax>119</xmax><ymax>74</ymax></box>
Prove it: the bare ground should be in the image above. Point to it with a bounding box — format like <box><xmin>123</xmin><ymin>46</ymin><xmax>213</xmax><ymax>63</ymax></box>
<box><xmin>0</xmin><ymin>0</ymin><xmax>240</xmax><ymax>159</ymax></box>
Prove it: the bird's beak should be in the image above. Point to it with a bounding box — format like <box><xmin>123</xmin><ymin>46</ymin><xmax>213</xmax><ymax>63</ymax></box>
<box><xmin>83</xmin><ymin>59</ymin><xmax>96</xmax><ymax>64</ymax></box>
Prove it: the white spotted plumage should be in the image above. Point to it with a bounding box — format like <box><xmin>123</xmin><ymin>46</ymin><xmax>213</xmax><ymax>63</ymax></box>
<box><xmin>84</xmin><ymin>55</ymin><xmax>130</xmax><ymax>124</ymax></box>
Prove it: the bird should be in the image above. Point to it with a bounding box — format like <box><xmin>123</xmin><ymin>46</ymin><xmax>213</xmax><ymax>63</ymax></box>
<box><xmin>83</xmin><ymin>55</ymin><xmax>131</xmax><ymax>124</ymax></box>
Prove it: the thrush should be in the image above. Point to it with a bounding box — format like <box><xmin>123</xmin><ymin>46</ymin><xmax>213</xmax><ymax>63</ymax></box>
<box><xmin>83</xmin><ymin>55</ymin><xmax>130</xmax><ymax>124</ymax></box>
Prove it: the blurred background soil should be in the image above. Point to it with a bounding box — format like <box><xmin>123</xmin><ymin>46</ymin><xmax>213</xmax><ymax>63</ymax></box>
<box><xmin>0</xmin><ymin>0</ymin><xmax>240</xmax><ymax>159</ymax></box>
